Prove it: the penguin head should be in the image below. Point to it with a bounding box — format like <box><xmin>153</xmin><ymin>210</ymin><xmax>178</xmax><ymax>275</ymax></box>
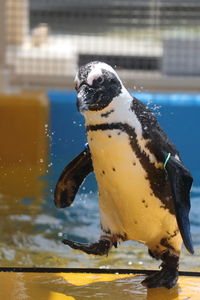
<box><xmin>75</xmin><ymin>61</ymin><xmax>124</xmax><ymax>113</ymax></box>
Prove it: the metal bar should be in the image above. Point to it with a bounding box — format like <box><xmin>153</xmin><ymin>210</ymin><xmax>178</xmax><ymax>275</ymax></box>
<box><xmin>0</xmin><ymin>267</ymin><xmax>199</xmax><ymax>277</ymax></box>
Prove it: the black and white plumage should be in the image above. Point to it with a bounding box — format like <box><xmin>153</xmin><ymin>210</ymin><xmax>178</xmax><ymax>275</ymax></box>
<box><xmin>54</xmin><ymin>61</ymin><xmax>194</xmax><ymax>289</ymax></box>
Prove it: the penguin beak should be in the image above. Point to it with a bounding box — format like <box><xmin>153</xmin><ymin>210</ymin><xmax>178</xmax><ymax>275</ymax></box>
<box><xmin>76</xmin><ymin>83</ymin><xmax>91</xmax><ymax>113</ymax></box>
<box><xmin>76</xmin><ymin>83</ymin><xmax>99</xmax><ymax>113</ymax></box>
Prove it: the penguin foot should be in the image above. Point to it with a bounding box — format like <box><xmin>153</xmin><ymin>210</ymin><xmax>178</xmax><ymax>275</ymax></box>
<box><xmin>62</xmin><ymin>239</ymin><xmax>111</xmax><ymax>255</ymax></box>
<box><xmin>142</xmin><ymin>267</ymin><xmax>178</xmax><ymax>289</ymax></box>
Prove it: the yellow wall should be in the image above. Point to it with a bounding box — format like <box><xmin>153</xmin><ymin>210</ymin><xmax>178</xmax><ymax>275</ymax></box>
<box><xmin>0</xmin><ymin>90</ymin><xmax>49</xmax><ymax>199</ymax></box>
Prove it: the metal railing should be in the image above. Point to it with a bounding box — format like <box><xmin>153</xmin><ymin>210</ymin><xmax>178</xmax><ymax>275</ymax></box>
<box><xmin>0</xmin><ymin>0</ymin><xmax>200</xmax><ymax>91</ymax></box>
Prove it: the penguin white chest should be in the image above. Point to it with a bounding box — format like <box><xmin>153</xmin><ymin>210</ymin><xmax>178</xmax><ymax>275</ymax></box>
<box><xmin>87</xmin><ymin>128</ymin><xmax>177</xmax><ymax>246</ymax></box>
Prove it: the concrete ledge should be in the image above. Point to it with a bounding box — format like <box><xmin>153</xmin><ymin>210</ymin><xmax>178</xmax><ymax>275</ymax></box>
<box><xmin>10</xmin><ymin>71</ymin><xmax>200</xmax><ymax>93</ymax></box>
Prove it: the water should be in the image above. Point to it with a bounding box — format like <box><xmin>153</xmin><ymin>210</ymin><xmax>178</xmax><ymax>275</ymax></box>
<box><xmin>0</xmin><ymin>91</ymin><xmax>200</xmax><ymax>273</ymax></box>
<box><xmin>1</xmin><ymin>271</ymin><xmax>200</xmax><ymax>299</ymax></box>
<box><xmin>0</xmin><ymin>171</ymin><xmax>200</xmax><ymax>271</ymax></box>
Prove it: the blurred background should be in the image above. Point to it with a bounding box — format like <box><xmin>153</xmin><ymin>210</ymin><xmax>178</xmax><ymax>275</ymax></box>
<box><xmin>0</xmin><ymin>0</ymin><xmax>200</xmax><ymax>271</ymax></box>
<box><xmin>1</xmin><ymin>0</ymin><xmax>200</xmax><ymax>90</ymax></box>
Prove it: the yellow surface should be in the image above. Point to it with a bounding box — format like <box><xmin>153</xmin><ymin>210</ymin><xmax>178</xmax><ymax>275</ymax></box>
<box><xmin>0</xmin><ymin>90</ymin><xmax>49</xmax><ymax>198</ymax></box>
<box><xmin>0</xmin><ymin>272</ymin><xmax>199</xmax><ymax>300</ymax></box>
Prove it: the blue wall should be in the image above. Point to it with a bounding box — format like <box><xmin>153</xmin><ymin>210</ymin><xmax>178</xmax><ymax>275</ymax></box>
<box><xmin>48</xmin><ymin>91</ymin><xmax>200</xmax><ymax>188</ymax></box>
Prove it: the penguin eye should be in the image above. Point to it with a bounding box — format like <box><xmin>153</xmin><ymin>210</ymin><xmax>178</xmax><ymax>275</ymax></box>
<box><xmin>96</xmin><ymin>76</ymin><xmax>104</xmax><ymax>84</ymax></box>
<box><xmin>110</xmin><ymin>78</ymin><xmax>117</xmax><ymax>84</ymax></box>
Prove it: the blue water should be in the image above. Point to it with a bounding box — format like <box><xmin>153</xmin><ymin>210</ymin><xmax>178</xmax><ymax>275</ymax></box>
<box><xmin>48</xmin><ymin>91</ymin><xmax>200</xmax><ymax>187</ymax></box>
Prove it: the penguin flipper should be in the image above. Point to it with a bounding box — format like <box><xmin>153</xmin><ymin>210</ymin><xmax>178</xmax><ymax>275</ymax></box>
<box><xmin>54</xmin><ymin>149</ymin><xmax>93</xmax><ymax>208</ymax></box>
<box><xmin>166</xmin><ymin>156</ymin><xmax>194</xmax><ymax>254</ymax></box>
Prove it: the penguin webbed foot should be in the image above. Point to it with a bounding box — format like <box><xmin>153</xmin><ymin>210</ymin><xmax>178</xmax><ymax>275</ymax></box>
<box><xmin>142</xmin><ymin>251</ymin><xmax>179</xmax><ymax>289</ymax></box>
<box><xmin>142</xmin><ymin>267</ymin><xmax>178</xmax><ymax>289</ymax></box>
<box><xmin>62</xmin><ymin>239</ymin><xmax>112</xmax><ymax>255</ymax></box>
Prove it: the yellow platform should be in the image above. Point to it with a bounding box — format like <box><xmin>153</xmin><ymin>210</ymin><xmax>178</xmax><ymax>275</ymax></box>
<box><xmin>0</xmin><ymin>269</ymin><xmax>199</xmax><ymax>300</ymax></box>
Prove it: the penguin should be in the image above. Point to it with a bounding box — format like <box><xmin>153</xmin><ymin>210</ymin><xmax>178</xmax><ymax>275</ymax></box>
<box><xmin>54</xmin><ymin>61</ymin><xmax>194</xmax><ymax>289</ymax></box>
